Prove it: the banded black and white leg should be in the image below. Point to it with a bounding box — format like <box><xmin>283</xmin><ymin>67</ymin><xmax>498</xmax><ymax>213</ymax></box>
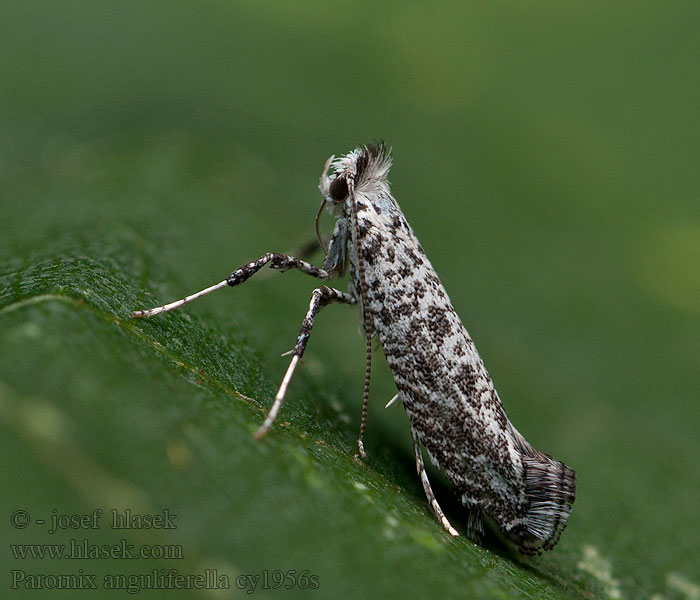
<box><xmin>132</xmin><ymin>253</ymin><xmax>332</xmax><ymax>318</ymax></box>
<box><xmin>254</xmin><ymin>285</ymin><xmax>355</xmax><ymax>439</ymax></box>
<box><xmin>410</xmin><ymin>424</ymin><xmax>459</xmax><ymax>537</ymax></box>
<box><xmin>132</xmin><ymin>255</ymin><xmax>356</xmax><ymax>440</ymax></box>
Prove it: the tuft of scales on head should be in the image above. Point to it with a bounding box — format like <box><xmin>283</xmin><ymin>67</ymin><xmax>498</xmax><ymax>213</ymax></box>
<box><xmin>332</xmin><ymin>142</ymin><xmax>392</xmax><ymax>188</ymax></box>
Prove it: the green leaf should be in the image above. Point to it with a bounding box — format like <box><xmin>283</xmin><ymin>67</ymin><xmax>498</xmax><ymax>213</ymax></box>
<box><xmin>3</xmin><ymin>2</ymin><xmax>700</xmax><ymax>598</ymax></box>
<box><xmin>1</xmin><ymin>231</ymin><xmax>584</xmax><ymax>599</ymax></box>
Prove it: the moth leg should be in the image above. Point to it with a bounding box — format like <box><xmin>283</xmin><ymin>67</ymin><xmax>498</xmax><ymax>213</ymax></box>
<box><xmin>384</xmin><ymin>393</ymin><xmax>400</xmax><ymax>409</ymax></box>
<box><xmin>356</xmin><ymin>327</ymin><xmax>372</xmax><ymax>460</ymax></box>
<box><xmin>133</xmin><ymin>253</ymin><xmax>332</xmax><ymax>317</ymax></box>
<box><xmin>254</xmin><ymin>285</ymin><xmax>356</xmax><ymax>440</ymax></box>
<box><xmin>410</xmin><ymin>424</ymin><xmax>459</xmax><ymax>537</ymax></box>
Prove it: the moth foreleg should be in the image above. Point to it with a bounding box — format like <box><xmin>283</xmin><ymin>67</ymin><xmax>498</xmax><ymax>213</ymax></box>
<box><xmin>410</xmin><ymin>424</ymin><xmax>459</xmax><ymax>537</ymax></box>
<box><xmin>132</xmin><ymin>253</ymin><xmax>332</xmax><ymax>318</ymax></box>
<box><xmin>254</xmin><ymin>285</ymin><xmax>356</xmax><ymax>440</ymax></box>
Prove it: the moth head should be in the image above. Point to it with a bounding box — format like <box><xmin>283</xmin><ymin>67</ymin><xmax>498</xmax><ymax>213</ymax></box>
<box><xmin>316</xmin><ymin>154</ymin><xmax>353</xmax><ymax>255</ymax></box>
<box><xmin>319</xmin><ymin>154</ymin><xmax>351</xmax><ymax>205</ymax></box>
<box><xmin>319</xmin><ymin>143</ymin><xmax>390</xmax><ymax>204</ymax></box>
<box><xmin>328</xmin><ymin>174</ymin><xmax>349</xmax><ymax>202</ymax></box>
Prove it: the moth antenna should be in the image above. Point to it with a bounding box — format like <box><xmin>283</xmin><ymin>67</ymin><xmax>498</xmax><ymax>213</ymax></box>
<box><xmin>348</xmin><ymin>175</ymin><xmax>372</xmax><ymax>460</ymax></box>
<box><xmin>315</xmin><ymin>198</ymin><xmax>328</xmax><ymax>255</ymax></box>
<box><xmin>315</xmin><ymin>154</ymin><xmax>335</xmax><ymax>256</ymax></box>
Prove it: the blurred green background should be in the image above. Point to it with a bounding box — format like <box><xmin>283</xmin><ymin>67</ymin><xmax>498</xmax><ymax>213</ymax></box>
<box><xmin>2</xmin><ymin>2</ymin><xmax>699</xmax><ymax>599</ymax></box>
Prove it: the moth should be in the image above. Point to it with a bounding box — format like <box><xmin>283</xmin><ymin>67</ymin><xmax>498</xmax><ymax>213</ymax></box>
<box><xmin>133</xmin><ymin>143</ymin><xmax>576</xmax><ymax>554</ymax></box>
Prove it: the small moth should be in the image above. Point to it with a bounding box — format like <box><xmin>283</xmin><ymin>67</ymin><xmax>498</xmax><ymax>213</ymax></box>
<box><xmin>133</xmin><ymin>143</ymin><xmax>576</xmax><ymax>554</ymax></box>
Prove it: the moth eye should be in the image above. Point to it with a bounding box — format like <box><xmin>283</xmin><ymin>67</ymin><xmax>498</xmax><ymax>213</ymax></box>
<box><xmin>329</xmin><ymin>175</ymin><xmax>349</xmax><ymax>201</ymax></box>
